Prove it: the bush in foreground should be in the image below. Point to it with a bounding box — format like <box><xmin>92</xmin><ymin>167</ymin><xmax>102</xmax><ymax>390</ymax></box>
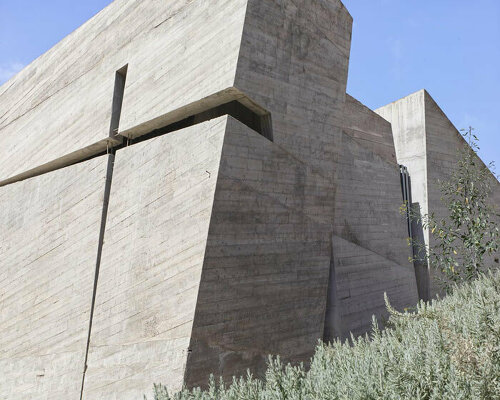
<box><xmin>151</xmin><ymin>272</ymin><xmax>500</xmax><ymax>400</ymax></box>
<box><xmin>408</xmin><ymin>127</ymin><xmax>500</xmax><ymax>290</ymax></box>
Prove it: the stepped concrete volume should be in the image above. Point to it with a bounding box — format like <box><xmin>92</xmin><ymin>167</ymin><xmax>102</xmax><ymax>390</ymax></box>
<box><xmin>0</xmin><ymin>0</ymin><xmax>498</xmax><ymax>398</ymax></box>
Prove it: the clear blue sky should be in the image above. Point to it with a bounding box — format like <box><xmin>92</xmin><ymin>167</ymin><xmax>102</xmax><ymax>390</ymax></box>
<box><xmin>0</xmin><ymin>0</ymin><xmax>498</xmax><ymax>168</ymax></box>
<box><xmin>343</xmin><ymin>0</ymin><xmax>500</xmax><ymax>169</ymax></box>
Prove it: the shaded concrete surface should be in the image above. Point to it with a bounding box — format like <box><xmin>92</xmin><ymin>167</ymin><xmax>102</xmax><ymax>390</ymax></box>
<box><xmin>185</xmin><ymin>117</ymin><xmax>332</xmax><ymax>387</ymax></box>
<box><xmin>409</xmin><ymin>202</ymin><xmax>431</xmax><ymax>302</ymax></box>
<box><xmin>325</xmin><ymin>94</ymin><xmax>418</xmax><ymax>338</ymax></box>
<box><xmin>332</xmin><ymin>235</ymin><xmax>418</xmax><ymax>339</ymax></box>
<box><xmin>343</xmin><ymin>94</ymin><xmax>398</xmax><ymax>165</ymax></box>
<box><xmin>1</xmin><ymin>0</ymin><xmax>494</xmax><ymax>397</ymax></box>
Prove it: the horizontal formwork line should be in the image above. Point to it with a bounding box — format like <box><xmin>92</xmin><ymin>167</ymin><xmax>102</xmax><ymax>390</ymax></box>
<box><xmin>0</xmin><ymin>98</ymin><xmax>273</xmax><ymax>188</ymax></box>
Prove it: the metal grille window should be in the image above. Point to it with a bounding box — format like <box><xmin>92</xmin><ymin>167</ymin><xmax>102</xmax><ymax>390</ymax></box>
<box><xmin>399</xmin><ymin>164</ymin><xmax>412</xmax><ymax>238</ymax></box>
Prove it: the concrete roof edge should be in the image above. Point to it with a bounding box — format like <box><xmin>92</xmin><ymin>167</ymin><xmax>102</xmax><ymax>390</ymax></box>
<box><xmin>345</xmin><ymin>92</ymin><xmax>392</xmax><ymax>127</ymax></box>
<box><xmin>338</xmin><ymin>0</ymin><xmax>354</xmax><ymax>23</ymax></box>
<box><xmin>374</xmin><ymin>88</ymin><xmax>426</xmax><ymax>112</ymax></box>
<box><xmin>422</xmin><ymin>90</ymin><xmax>500</xmax><ymax>185</ymax></box>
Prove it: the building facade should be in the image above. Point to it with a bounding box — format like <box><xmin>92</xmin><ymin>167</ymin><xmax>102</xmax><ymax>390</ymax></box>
<box><xmin>0</xmin><ymin>1</ymin><xmax>498</xmax><ymax>398</ymax></box>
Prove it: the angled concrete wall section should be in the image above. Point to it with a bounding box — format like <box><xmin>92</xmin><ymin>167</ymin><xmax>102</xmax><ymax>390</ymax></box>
<box><xmin>0</xmin><ymin>0</ymin><xmax>428</xmax><ymax>397</ymax></box>
<box><xmin>376</xmin><ymin>90</ymin><xmax>500</xmax><ymax>297</ymax></box>
<box><xmin>424</xmin><ymin>91</ymin><xmax>500</xmax><ymax>224</ymax></box>
<box><xmin>82</xmin><ymin>115</ymin><xmax>335</xmax><ymax>395</ymax></box>
<box><xmin>0</xmin><ymin>157</ymin><xmax>110</xmax><ymax>400</ymax></box>
<box><xmin>332</xmin><ymin>235</ymin><xmax>418</xmax><ymax>338</ymax></box>
<box><xmin>185</xmin><ymin>117</ymin><xmax>332</xmax><ymax>387</ymax></box>
<box><xmin>326</xmin><ymin>94</ymin><xmax>419</xmax><ymax>339</ymax></box>
<box><xmin>424</xmin><ymin>91</ymin><xmax>500</xmax><ymax>294</ymax></box>
<box><xmin>375</xmin><ymin>90</ymin><xmax>429</xmax><ymax>244</ymax></box>
<box><xmin>342</xmin><ymin>94</ymin><xmax>398</xmax><ymax>165</ymax></box>
<box><xmin>338</xmin><ymin>95</ymin><xmax>410</xmax><ymax>266</ymax></box>
<box><xmin>333</xmin><ymin>132</ymin><xmax>414</xmax><ymax>276</ymax></box>
<box><xmin>83</xmin><ymin>118</ymin><xmax>227</xmax><ymax>399</ymax></box>
<box><xmin>234</xmin><ymin>0</ymin><xmax>353</xmax><ymax>179</ymax></box>
<box><xmin>0</xmin><ymin>0</ymin><xmax>249</xmax><ymax>184</ymax></box>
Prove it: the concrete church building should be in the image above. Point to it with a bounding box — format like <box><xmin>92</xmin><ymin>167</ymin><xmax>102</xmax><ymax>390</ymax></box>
<box><xmin>0</xmin><ymin>0</ymin><xmax>498</xmax><ymax>398</ymax></box>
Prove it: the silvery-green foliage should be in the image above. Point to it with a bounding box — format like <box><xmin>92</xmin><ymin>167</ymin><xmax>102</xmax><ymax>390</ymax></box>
<box><xmin>409</xmin><ymin>127</ymin><xmax>500</xmax><ymax>290</ymax></box>
<box><xmin>150</xmin><ymin>271</ymin><xmax>500</xmax><ymax>400</ymax></box>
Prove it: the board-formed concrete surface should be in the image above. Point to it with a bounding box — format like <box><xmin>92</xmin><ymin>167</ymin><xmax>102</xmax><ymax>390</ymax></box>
<box><xmin>185</xmin><ymin>117</ymin><xmax>333</xmax><ymax>387</ymax></box>
<box><xmin>423</xmin><ymin>91</ymin><xmax>500</xmax><ymax>231</ymax></box>
<box><xmin>83</xmin><ymin>118</ymin><xmax>227</xmax><ymax>399</ymax></box>
<box><xmin>375</xmin><ymin>91</ymin><xmax>431</xmax><ymax>248</ymax></box>
<box><xmin>0</xmin><ymin>157</ymin><xmax>109</xmax><ymax>400</ymax></box>
<box><xmin>376</xmin><ymin>90</ymin><xmax>500</xmax><ymax>297</ymax></box>
<box><xmin>342</xmin><ymin>94</ymin><xmax>398</xmax><ymax>165</ymax></box>
<box><xmin>337</xmin><ymin>98</ymin><xmax>410</xmax><ymax>267</ymax></box>
<box><xmin>331</xmin><ymin>235</ymin><xmax>418</xmax><ymax>338</ymax></box>
<box><xmin>234</xmin><ymin>0</ymin><xmax>352</xmax><ymax>179</ymax></box>
<box><xmin>0</xmin><ymin>0</ymin><xmax>249</xmax><ymax>184</ymax></box>
<box><xmin>323</xmin><ymin>95</ymin><xmax>419</xmax><ymax>340</ymax></box>
<box><xmin>2</xmin><ymin>0</ymin><xmax>497</xmax><ymax>398</ymax></box>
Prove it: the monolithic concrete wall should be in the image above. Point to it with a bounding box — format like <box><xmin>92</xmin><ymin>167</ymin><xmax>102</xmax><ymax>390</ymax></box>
<box><xmin>343</xmin><ymin>94</ymin><xmax>397</xmax><ymax>164</ymax></box>
<box><xmin>375</xmin><ymin>90</ymin><xmax>429</xmax><ymax>245</ymax></box>
<box><xmin>0</xmin><ymin>0</ymin><xmax>426</xmax><ymax>397</ymax></box>
<box><xmin>185</xmin><ymin>117</ymin><xmax>332</xmax><ymax>387</ymax></box>
<box><xmin>0</xmin><ymin>0</ymin><xmax>249</xmax><ymax>184</ymax></box>
<box><xmin>83</xmin><ymin>119</ymin><xmax>227</xmax><ymax>399</ymax></box>
<box><xmin>376</xmin><ymin>90</ymin><xmax>500</xmax><ymax>297</ymax></box>
<box><xmin>327</xmin><ymin>96</ymin><xmax>419</xmax><ymax>338</ymax></box>
<box><xmin>234</xmin><ymin>1</ymin><xmax>419</xmax><ymax>340</ymax></box>
<box><xmin>0</xmin><ymin>157</ymin><xmax>110</xmax><ymax>400</ymax></box>
<box><xmin>234</xmin><ymin>0</ymin><xmax>353</xmax><ymax>179</ymax></box>
<box><xmin>332</xmin><ymin>235</ymin><xmax>418</xmax><ymax>338</ymax></box>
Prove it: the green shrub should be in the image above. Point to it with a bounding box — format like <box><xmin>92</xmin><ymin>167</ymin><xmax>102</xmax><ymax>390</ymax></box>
<box><xmin>150</xmin><ymin>271</ymin><xmax>500</xmax><ymax>400</ymax></box>
<box><xmin>408</xmin><ymin>127</ymin><xmax>500</xmax><ymax>290</ymax></box>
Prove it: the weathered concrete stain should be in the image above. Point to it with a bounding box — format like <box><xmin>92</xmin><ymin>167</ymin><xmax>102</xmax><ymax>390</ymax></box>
<box><xmin>0</xmin><ymin>1</ymin><xmax>497</xmax><ymax>399</ymax></box>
